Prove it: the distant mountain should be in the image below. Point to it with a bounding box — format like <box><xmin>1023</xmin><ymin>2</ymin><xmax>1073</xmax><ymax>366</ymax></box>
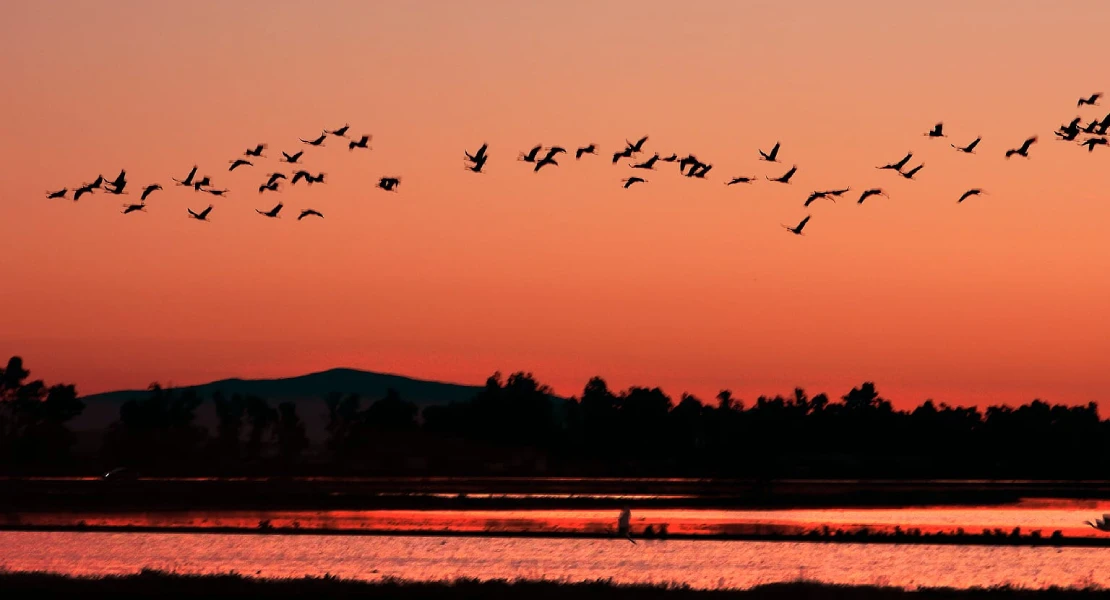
<box><xmin>73</xmin><ymin>368</ymin><xmax>485</xmax><ymax>440</ymax></box>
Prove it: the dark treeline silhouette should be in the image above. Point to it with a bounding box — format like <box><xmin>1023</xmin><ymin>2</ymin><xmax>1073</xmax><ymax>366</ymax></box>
<box><xmin>1</xmin><ymin>356</ymin><xmax>1108</xmax><ymax>478</ymax></box>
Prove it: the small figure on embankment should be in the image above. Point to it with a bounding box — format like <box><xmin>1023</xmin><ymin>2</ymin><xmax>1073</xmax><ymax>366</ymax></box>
<box><xmin>1085</xmin><ymin>514</ymin><xmax>1110</xmax><ymax>532</ymax></box>
<box><xmin>618</xmin><ymin>506</ymin><xmax>635</xmax><ymax>544</ymax></box>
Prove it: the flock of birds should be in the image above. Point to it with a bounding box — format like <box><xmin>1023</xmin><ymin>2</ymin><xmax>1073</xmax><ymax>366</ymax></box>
<box><xmin>45</xmin><ymin>93</ymin><xmax>1109</xmax><ymax>235</ymax></box>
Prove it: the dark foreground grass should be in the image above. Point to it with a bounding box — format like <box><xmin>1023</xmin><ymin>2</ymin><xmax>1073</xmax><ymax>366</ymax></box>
<box><xmin>1</xmin><ymin>571</ymin><xmax>1108</xmax><ymax>600</ymax></box>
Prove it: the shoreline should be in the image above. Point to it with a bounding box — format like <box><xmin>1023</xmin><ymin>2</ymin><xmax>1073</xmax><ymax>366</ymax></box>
<box><xmin>0</xmin><ymin>571</ymin><xmax>1108</xmax><ymax>598</ymax></box>
<box><xmin>4</xmin><ymin>523</ymin><xmax>1109</xmax><ymax>548</ymax></box>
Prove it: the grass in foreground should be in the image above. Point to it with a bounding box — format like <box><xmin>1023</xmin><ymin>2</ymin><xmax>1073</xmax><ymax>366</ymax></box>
<box><xmin>0</xmin><ymin>571</ymin><xmax>1108</xmax><ymax>600</ymax></box>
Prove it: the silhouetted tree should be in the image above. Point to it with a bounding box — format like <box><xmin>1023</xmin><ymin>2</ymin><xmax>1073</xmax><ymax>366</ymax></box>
<box><xmin>0</xmin><ymin>356</ymin><xmax>84</xmax><ymax>469</ymax></box>
<box><xmin>274</xmin><ymin>401</ymin><xmax>308</xmax><ymax>463</ymax></box>
<box><xmin>102</xmin><ymin>384</ymin><xmax>206</xmax><ymax>469</ymax></box>
<box><xmin>365</xmin><ymin>388</ymin><xmax>418</xmax><ymax>431</ymax></box>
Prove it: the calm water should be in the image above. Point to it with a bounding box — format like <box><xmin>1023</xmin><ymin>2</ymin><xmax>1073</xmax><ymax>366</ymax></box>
<box><xmin>2</xmin><ymin>531</ymin><xmax>1109</xmax><ymax>590</ymax></box>
<box><xmin>8</xmin><ymin>499</ymin><xmax>1110</xmax><ymax>537</ymax></box>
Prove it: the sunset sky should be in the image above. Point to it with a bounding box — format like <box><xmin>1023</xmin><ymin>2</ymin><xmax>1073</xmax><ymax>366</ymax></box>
<box><xmin>2</xmin><ymin>1</ymin><xmax>1108</xmax><ymax>408</ymax></box>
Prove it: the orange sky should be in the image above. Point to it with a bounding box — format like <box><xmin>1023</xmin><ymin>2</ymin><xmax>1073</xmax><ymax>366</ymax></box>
<box><xmin>2</xmin><ymin>1</ymin><xmax>1108</xmax><ymax>408</ymax></box>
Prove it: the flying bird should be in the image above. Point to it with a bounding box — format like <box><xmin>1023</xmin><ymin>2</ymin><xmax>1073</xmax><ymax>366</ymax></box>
<box><xmin>174</xmin><ymin>166</ymin><xmax>198</xmax><ymax>187</ymax></box>
<box><xmin>900</xmin><ymin>163</ymin><xmax>924</xmax><ymax>180</ymax></box>
<box><xmin>281</xmin><ymin>151</ymin><xmax>304</xmax><ymax>164</ymax></box>
<box><xmin>188</xmin><ymin>205</ymin><xmax>213</xmax><ymax>221</ymax></box>
<box><xmin>1080</xmin><ymin>137</ymin><xmax>1107</xmax><ymax>152</ymax></box>
<box><xmin>229</xmin><ymin>159</ymin><xmax>253</xmax><ymax>171</ymax></box>
<box><xmin>307</xmin><ymin>173</ymin><xmax>325</xmax><ymax>184</ymax></box>
<box><xmin>767</xmin><ymin>165</ymin><xmax>798</xmax><ymax>183</ymax></box>
<box><xmin>631</xmin><ymin>154</ymin><xmax>660</xmax><ymax>170</ymax></box>
<box><xmin>659</xmin><ymin>153</ymin><xmax>679</xmax><ymax>162</ymax></box>
<box><xmin>300</xmin><ymin>133</ymin><xmax>327</xmax><ymax>146</ymax></box>
<box><xmin>291</xmin><ymin>170</ymin><xmax>314</xmax><ymax>185</ymax></box>
<box><xmin>1083</xmin><ymin>120</ymin><xmax>1100</xmax><ymax>134</ymax></box>
<box><xmin>957</xmin><ymin>189</ymin><xmax>983</xmax><ymax>203</ymax></box>
<box><xmin>121</xmin><ymin>202</ymin><xmax>146</xmax><ymax>214</ymax></box>
<box><xmin>952</xmin><ymin>136</ymin><xmax>981</xmax><ymax>153</ymax></box>
<box><xmin>925</xmin><ymin>122</ymin><xmax>945</xmax><ymax>137</ymax></box>
<box><xmin>325</xmin><ymin>123</ymin><xmax>350</xmax><ymax>137</ymax></box>
<box><xmin>758</xmin><ymin>142</ymin><xmax>780</xmax><ymax>162</ymax></box>
<box><xmin>804</xmin><ymin>191</ymin><xmax>833</xmax><ymax>207</ymax></box>
<box><xmin>466</xmin><ymin>154</ymin><xmax>488</xmax><ymax>173</ymax></box>
<box><xmin>465</xmin><ymin>143</ymin><xmax>488</xmax><ymax>163</ymax></box>
<box><xmin>73</xmin><ymin>185</ymin><xmax>94</xmax><ymax>201</ymax></box>
<box><xmin>1078</xmin><ymin>93</ymin><xmax>1102</xmax><ymax>107</ymax></box>
<box><xmin>140</xmin><ymin>184</ymin><xmax>162</xmax><ymax>201</ymax></box>
<box><xmin>205</xmin><ymin>188</ymin><xmax>230</xmax><ymax>197</ymax></box>
<box><xmin>622</xmin><ymin>177</ymin><xmax>646</xmax><ymax>188</ymax></box>
<box><xmin>192</xmin><ymin>176</ymin><xmax>211</xmax><ymax>191</ymax></box>
<box><xmin>1085</xmin><ymin>515</ymin><xmax>1110</xmax><ymax>532</ymax></box>
<box><xmin>1005</xmin><ymin>136</ymin><xmax>1037</xmax><ymax>158</ymax></box>
<box><xmin>349</xmin><ymin>135</ymin><xmax>371</xmax><ymax>150</ymax></box>
<box><xmin>783</xmin><ymin>215</ymin><xmax>811</xmax><ymax>235</ymax></box>
<box><xmin>85</xmin><ymin>175</ymin><xmax>104</xmax><ymax>190</ymax></box>
<box><xmin>265</xmin><ymin>173</ymin><xmax>286</xmax><ymax>186</ymax></box>
<box><xmin>298</xmin><ymin>208</ymin><xmax>324</xmax><ymax>220</ymax></box>
<box><xmin>544</xmin><ymin>146</ymin><xmax>567</xmax><ymax>157</ymax></box>
<box><xmin>626</xmin><ymin>136</ymin><xmax>648</xmax><ymax>153</ymax></box>
<box><xmin>534</xmin><ymin>154</ymin><xmax>558</xmax><ymax>171</ymax></box>
<box><xmin>678</xmin><ymin>155</ymin><xmax>702</xmax><ymax>174</ymax></box>
<box><xmin>259</xmin><ymin>181</ymin><xmax>280</xmax><ymax>194</ymax></box>
<box><xmin>379</xmin><ymin>177</ymin><xmax>401</xmax><ymax>191</ymax></box>
<box><xmin>46</xmin><ymin>188</ymin><xmax>67</xmax><ymax>199</ymax></box>
<box><xmin>687</xmin><ymin>163</ymin><xmax>712</xmax><ymax>178</ymax></box>
<box><xmin>612</xmin><ymin>147</ymin><xmax>634</xmax><ymax>163</ymax></box>
<box><xmin>244</xmin><ymin>144</ymin><xmax>267</xmax><ymax>157</ymax></box>
<box><xmin>877</xmin><ymin>152</ymin><xmax>913</xmax><ymax>171</ymax></box>
<box><xmin>519</xmin><ymin>145</ymin><xmax>543</xmax><ymax>163</ymax></box>
<box><xmin>256</xmin><ymin>203</ymin><xmax>283</xmax><ymax>218</ymax></box>
<box><xmin>575</xmin><ymin>144</ymin><xmax>596</xmax><ymax>159</ymax></box>
<box><xmin>824</xmin><ymin>187</ymin><xmax>851</xmax><ymax>198</ymax></box>
<box><xmin>857</xmin><ymin>188</ymin><xmax>887</xmax><ymax>204</ymax></box>
<box><xmin>726</xmin><ymin>176</ymin><xmax>755</xmax><ymax>185</ymax></box>
<box><xmin>105</xmin><ymin>179</ymin><xmax>128</xmax><ymax>195</ymax></box>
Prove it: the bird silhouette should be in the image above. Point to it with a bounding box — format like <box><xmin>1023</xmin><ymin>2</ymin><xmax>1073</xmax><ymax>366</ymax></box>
<box><xmin>631</xmin><ymin>154</ymin><xmax>660</xmax><ymax>170</ymax></box>
<box><xmin>626</xmin><ymin>136</ymin><xmax>648</xmax><ymax>153</ymax></box>
<box><xmin>678</xmin><ymin>155</ymin><xmax>702</xmax><ymax>175</ymax></box>
<box><xmin>1078</xmin><ymin>93</ymin><xmax>1102</xmax><ymax>107</ymax></box>
<box><xmin>519</xmin><ymin>145</ymin><xmax>543</xmax><ymax>163</ymax></box>
<box><xmin>1083</xmin><ymin>120</ymin><xmax>1100</xmax><ymax>134</ymax></box>
<box><xmin>925</xmin><ymin>122</ymin><xmax>945</xmax><ymax>137</ymax></box>
<box><xmin>659</xmin><ymin>153</ymin><xmax>679</xmax><ymax>162</ymax></box>
<box><xmin>612</xmin><ymin>147</ymin><xmax>634</xmax><ymax>163</ymax></box>
<box><xmin>46</xmin><ymin>188</ymin><xmax>67</xmax><ymax>199</ymax></box>
<box><xmin>878</xmin><ymin>152</ymin><xmax>913</xmax><ymax>171</ymax></box>
<box><xmin>379</xmin><ymin>177</ymin><xmax>401</xmax><ymax>191</ymax></box>
<box><xmin>205</xmin><ymin>188</ymin><xmax>230</xmax><ymax>197</ymax></box>
<box><xmin>466</xmin><ymin>154</ymin><xmax>488</xmax><ymax>173</ymax></box>
<box><xmin>85</xmin><ymin>175</ymin><xmax>104</xmax><ymax>190</ymax></box>
<box><xmin>957</xmin><ymin>189</ymin><xmax>983</xmax><ymax>203</ymax></box>
<box><xmin>857</xmin><ymin>188</ymin><xmax>887</xmax><ymax>204</ymax></box>
<box><xmin>1084</xmin><ymin>514</ymin><xmax>1110</xmax><ymax>532</ymax></box>
<box><xmin>534</xmin><ymin>155</ymin><xmax>558</xmax><ymax>171</ymax></box>
<box><xmin>758</xmin><ymin>142</ymin><xmax>780</xmax><ymax>162</ymax></box>
<box><xmin>307</xmin><ymin>173</ymin><xmax>325</xmax><ymax>184</ymax></box>
<box><xmin>188</xmin><ymin>205</ymin><xmax>213</xmax><ymax>221</ymax></box>
<box><xmin>229</xmin><ymin>159</ymin><xmax>253</xmax><ymax>171</ymax></box>
<box><xmin>465</xmin><ymin>143</ymin><xmax>488</xmax><ymax>163</ymax></box>
<box><xmin>1080</xmin><ymin>137</ymin><xmax>1107</xmax><ymax>152</ymax></box>
<box><xmin>726</xmin><ymin>176</ymin><xmax>755</xmax><ymax>185</ymax></box>
<box><xmin>349</xmin><ymin>135</ymin><xmax>371</xmax><ymax>150</ymax></box>
<box><xmin>281</xmin><ymin>151</ymin><xmax>304</xmax><ymax>164</ymax></box>
<box><xmin>622</xmin><ymin>177</ymin><xmax>646</xmax><ymax>188</ymax></box>
<box><xmin>1005</xmin><ymin>136</ymin><xmax>1037</xmax><ymax>158</ymax></box>
<box><xmin>192</xmin><ymin>176</ymin><xmax>211</xmax><ymax>191</ymax></box>
<box><xmin>804</xmin><ymin>191</ymin><xmax>833</xmax><ymax>207</ymax></box>
<box><xmin>121</xmin><ymin>202</ymin><xmax>145</xmax><ymax>214</ymax></box>
<box><xmin>783</xmin><ymin>215</ymin><xmax>811</xmax><ymax>235</ymax></box>
<box><xmin>291</xmin><ymin>170</ymin><xmax>313</xmax><ymax>185</ymax></box>
<box><xmin>105</xmin><ymin>179</ymin><xmax>128</xmax><ymax>195</ymax></box>
<box><xmin>265</xmin><ymin>173</ymin><xmax>286</xmax><ymax>186</ymax></box>
<box><xmin>325</xmin><ymin>123</ymin><xmax>350</xmax><ymax>137</ymax></box>
<box><xmin>952</xmin><ymin>136</ymin><xmax>981</xmax><ymax>153</ymax></box>
<box><xmin>256</xmin><ymin>203</ymin><xmax>283</xmax><ymax>218</ymax></box>
<box><xmin>575</xmin><ymin>144</ymin><xmax>596</xmax><ymax>159</ymax></box>
<box><xmin>73</xmin><ymin>185</ymin><xmax>94</xmax><ymax>202</ymax></box>
<box><xmin>688</xmin><ymin>163</ymin><xmax>712</xmax><ymax>178</ymax></box>
<box><xmin>545</xmin><ymin>146</ymin><xmax>567</xmax><ymax>157</ymax></box>
<box><xmin>140</xmin><ymin>184</ymin><xmax>162</xmax><ymax>201</ymax></box>
<box><xmin>768</xmin><ymin>165</ymin><xmax>798</xmax><ymax>183</ymax></box>
<box><xmin>244</xmin><ymin>144</ymin><xmax>267</xmax><ymax>157</ymax></box>
<box><xmin>824</xmin><ymin>187</ymin><xmax>851</xmax><ymax>198</ymax></box>
<box><xmin>259</xmin><ymin>181</ymin><xmax>280</xmax><ymax>194</ymax></box>
<box><xmin>298</xmin><ymin>208</ymin><xmax>324</xmax><ymax>220</ymax></box>
<box><xmin>900</xmin><ymin>163</ymin><xmax>924</xmax><ymax>179</ymax></box>
<box><xmin>300</xmin><ymin>133</ymin><xmax>327</xmax><ymax>146</ymax></box>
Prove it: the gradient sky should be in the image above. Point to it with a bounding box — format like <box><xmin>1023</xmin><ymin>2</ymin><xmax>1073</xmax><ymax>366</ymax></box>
<box><xmin>2</xmin><ymin>1</ymin><xmax>1109</xmax><ymax>408</ymax></box>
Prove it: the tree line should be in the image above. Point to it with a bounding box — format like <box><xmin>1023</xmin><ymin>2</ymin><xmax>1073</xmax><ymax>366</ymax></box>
<box><xmin>2</xmin><ymin>356</ymin><xmax>1107</xmax><ymax>477</ymax></box>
